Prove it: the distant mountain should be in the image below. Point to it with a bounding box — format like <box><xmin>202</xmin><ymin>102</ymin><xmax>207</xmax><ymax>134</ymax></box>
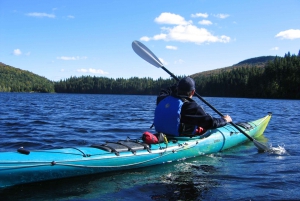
<box><xmin>191</xmin><ymin>56</ymin><xmax>277</xmax><ymax>78</ymax></box>
<box><xmin>234</xmin><ymin>56</ymin><xmax>276</xmax><ymax>66</ymax></box>
<box><xmin>0</xmin><ymin>63</ymin><xmax>55</xmax><ymax>92</ymax></box>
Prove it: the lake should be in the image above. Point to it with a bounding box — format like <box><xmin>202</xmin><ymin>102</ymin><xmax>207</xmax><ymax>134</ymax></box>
<box><xmin>0</xmin><ymin>93</ymin><xmax>299</xmax><ymax>200</ymax></box>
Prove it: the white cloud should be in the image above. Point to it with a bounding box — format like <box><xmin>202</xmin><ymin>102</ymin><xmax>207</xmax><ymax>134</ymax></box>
<box><xmin>271</xmin><ymin>47</ymin><xmax>279</xmax><ymax>51</ymax></box>
<box><xmin>13</xmin><ymin>49</ymin><xmax>22</xmax><ymax>56</ymax></box>
<box><xmin>60</xmin><ymin>69</ymin><xmax>65</xmax><ymax>72</ymax></box>
<box><xmin>77</xmin><ymin>68</ymin><xmax>109</xmax><ymax>75</ymax></box>
<box><xmin>191</xmin><ymin>13</ymin><xmax>208</xmax><ymax>18</ymax></box>
<box><xmin>57</xmin><ymin>56</ymin><xmax>87</xmax><ymax>60</ymax></box>
<box><xmin>158</xmin><ymin>24</ymin><xmax>230</xmax><ymax>44</ymax></box>
<box><xmin>275</xmin><ymin>29</ymin><xmax>300</xmax><ymax>40</ymax></box>
<box><xmin>140</xmin><ymin>36</ymin><xmax>151</xmax><ymax>41</ymax></box>
<box><xmin>166</xmin><ymin>45</ymin><xmax>178</xmax><ymax>50</ymax></box>
<box><xmin>142</xmin><ymin>13</ymin><xmax>230</xmax><ymax>45</ymax></box>
<box><xmin>154</xmin><ymin>12</ymin><xmax>190</xmax><ymax>25</ymax></box>
<box><xmin>153</xmin><ymin>33</ymin><xmax>167</xmax><ymax>40</ymax></box>
<box><xmin>214</xmin><ymin>14</ymin><xmax>230</xmax><ymax>19</ymax></box>
<box><xmin>198</xmin><ymin>20</ymin><xmax>212</xmax><ymax>25</ymax></box>
<box><xmin>67</xmin><ymin>15</ymin><xmax>75</xmax><ymax>19</ymax></box>
<box><xmin>26</xmin><ymin>12</ymin><xmax>55</xmax><ymax>18</ymax></box>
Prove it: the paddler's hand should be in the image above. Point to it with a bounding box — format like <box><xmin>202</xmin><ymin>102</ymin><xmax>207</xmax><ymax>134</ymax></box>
<box><xmin>223</xmin><ymin>115</ymin><xmax>232</xmax><ymax>123</ymax></box>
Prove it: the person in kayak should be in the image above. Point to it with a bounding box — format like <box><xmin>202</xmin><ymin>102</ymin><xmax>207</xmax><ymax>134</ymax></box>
<box><xmin>154</xmin><ymin>77</ymin><xmax>232</xmax><ymax>136</ymax></box>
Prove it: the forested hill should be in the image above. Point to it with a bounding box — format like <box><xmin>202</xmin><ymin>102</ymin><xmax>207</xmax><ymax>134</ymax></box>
<box><xmin>191</xmin><ymin>56</ymin><xmax>276</xmax><ymax>77</ymax></box>
<box><xmin>0</xmin><ymin>63</ymin><xmax>55</xmax><ymax>92</ymax></box>
<box><xmin>191</xmin><ymin>52</ymin><xmax>300</xmax><ymax>99</ymax></box>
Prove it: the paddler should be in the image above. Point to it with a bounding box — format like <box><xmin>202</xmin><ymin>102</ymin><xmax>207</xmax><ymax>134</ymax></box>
<box><xmin>154</xmin><ymin>77</ymin><xmax>232</xmax><ymax>136</ymax></box>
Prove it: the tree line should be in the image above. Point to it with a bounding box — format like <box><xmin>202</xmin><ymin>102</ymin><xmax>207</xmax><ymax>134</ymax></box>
<box><xmin>54</xmin><ymin>76</ymin><xmax>177</xmax><ymax>95</ymax></box>
<box><xmin>1</xmin><ymin>50</ymin><xmax>299</xmax><ymax>99</ymax></box>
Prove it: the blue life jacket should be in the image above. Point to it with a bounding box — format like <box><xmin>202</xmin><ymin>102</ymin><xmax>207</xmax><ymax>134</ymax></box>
<box><xmin>154</xmin><ymin>96</ymin><xmax>196</xmax><ymax>136</ymax></box>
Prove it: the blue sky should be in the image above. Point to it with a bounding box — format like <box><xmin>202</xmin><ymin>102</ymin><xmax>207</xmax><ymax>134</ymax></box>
<box><xmin>1</xmin><ymin>0</ymin><xmax>299</xmax><ymax>81</ymax></box>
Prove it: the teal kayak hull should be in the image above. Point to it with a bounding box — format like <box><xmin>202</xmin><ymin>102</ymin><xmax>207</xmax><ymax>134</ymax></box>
<box><xmin>0</xmin><ymin>114</ymin><xmax>271</xmax><ymax>188</ymax></box>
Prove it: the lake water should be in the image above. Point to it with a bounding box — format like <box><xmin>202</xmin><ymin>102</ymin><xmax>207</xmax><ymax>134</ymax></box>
<box><xmin>0</xmin><ymin>93</ymin><xmax>299</xmax><ymax>200</ymax></box>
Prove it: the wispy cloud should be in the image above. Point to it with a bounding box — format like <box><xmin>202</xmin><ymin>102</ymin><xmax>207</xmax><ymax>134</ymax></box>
<box><xmin>77</xmin><ymin>68</ymin><xmax>109</xmax><ymax>75</ymax></box>
<box><xmin>57</xmin><ymin>56</ymin><xmax>87</xmax><ymax>60</ymax></box>
<box><xmin>67</xmin><ymin>15</ymin><xmax>75</xmax><ymax>19</ymax></box>
<box><xmin>13</xmin><ymin>49</ymin><xmax>22</xmax><ymax>56</ymax></box>
<box><xmin>26</xmin><ymin>12</ymin><xmax>56</xmax><ymax>18</ymax></box>
<box><xmin>270</xmin><ymin>47</ymin><xmax>279</xmax><ymax>51</ymax></box>
<box><xmin>275</xmin><ymin>29</ymin><xmax>300</xmax><ymax>40</ymax></box>
<box><xmin>174</xmin><ymin>59</ymin><xmax>184</xmax><ymax>64</ymax></box>
<box><xmin>166</xmin><ymin>45</ymin><xmax>178</xmax><ymax>50</ymax></box>
<box><xmin>214</xmin><ymin>13</ymin><xmax>230</xmax><ymax>19</ymax></box>
<box><xmin>141</xmin><ymin>12</ymin><xmax>230</xmax><ymax>45</ymax></box>
<box><xmin>191</xmin><ymin>13</ymin><xmax>208</xmax><ymax>18</ymax></box>
<box><xmin>198</xmin><ymin>20</ymin><xmax>212</xmax><ymax>25</ymax></box>
<box><xmin>140</xmin><ymin>36</ymin><xmax>150</xmax><ymax>41</ymax></box>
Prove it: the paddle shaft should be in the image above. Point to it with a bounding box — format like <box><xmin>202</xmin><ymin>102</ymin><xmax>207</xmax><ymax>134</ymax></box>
<box><xmin>161</xmin><ymin>67</ymin><xmax>254</xmax><ymax>141</ymax></box>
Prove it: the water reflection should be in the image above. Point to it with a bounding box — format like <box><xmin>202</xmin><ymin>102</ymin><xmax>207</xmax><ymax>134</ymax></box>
<box><xmin>0</xmin><ymin>157</ymin><xmax>221</xmax><ymax>201</ymax></box>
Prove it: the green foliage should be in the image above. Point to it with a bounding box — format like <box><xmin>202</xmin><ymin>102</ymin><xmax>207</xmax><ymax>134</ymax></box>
<box><xmin>54</xmin><ymin>76</ymin><xmax>176</xmax><ymax>95</ymax></box>
<box><xmin>0</xmin><ymin>63</ymin><xmax>55</xmax><ymax>93</ymax></box>
<box><xmin>262</xmin><ymin>52</ymin><xmax>300</xmax><ymax>99</ymax></box>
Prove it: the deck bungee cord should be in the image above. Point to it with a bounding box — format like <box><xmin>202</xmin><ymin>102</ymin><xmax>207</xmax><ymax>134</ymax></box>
<box><xmin>0</xmin><ymin>139</ymin><xmax>200</xmax><ymax>170</ymax></box>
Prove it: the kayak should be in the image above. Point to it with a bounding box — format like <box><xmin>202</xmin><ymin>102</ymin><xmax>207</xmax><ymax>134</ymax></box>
<box><xmin>0</xmin><ymin>113</ymin><xmax>271</xmax><ymax>188</ymax></box>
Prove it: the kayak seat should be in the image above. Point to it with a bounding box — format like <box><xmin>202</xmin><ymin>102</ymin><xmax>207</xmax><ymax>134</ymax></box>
<box><xmin>236</xmin><ymin>122</ymin><xmax>253</xmax><ymax>130</ymax></box>
<box><xmin>91</xmin><ymin>140</ymin><xmax>150</xmax><ymax>156</ymax></box>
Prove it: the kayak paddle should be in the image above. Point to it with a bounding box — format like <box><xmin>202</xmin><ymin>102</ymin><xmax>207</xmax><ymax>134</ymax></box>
<box><xmin>132</xmin><ymin>40</ymin><xmax>270</xmax><ymax>152</ymax></box>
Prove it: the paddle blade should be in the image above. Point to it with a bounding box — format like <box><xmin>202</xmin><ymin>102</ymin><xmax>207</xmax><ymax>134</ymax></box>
<box><xmin>132</xmin><ymin>40</ymin><xmax>163</xmax><ymax>68</ymax></box>
<box><xmin>253</xmin><ymin>139</ymin><xmax>270</xmax><ymax>152</ymax></box>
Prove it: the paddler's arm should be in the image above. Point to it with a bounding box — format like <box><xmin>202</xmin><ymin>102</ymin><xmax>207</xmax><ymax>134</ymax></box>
<box><xmin>181</xmin><ymin>101</ymin><xmax>231</xmax><ymax>129</ymax></box>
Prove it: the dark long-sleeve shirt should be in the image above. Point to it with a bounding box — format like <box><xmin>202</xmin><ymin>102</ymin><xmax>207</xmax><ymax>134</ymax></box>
<box><xmin>156</xmin><ymin>85</ymin><xmax>227</xmax><ymax>131</ymax></box>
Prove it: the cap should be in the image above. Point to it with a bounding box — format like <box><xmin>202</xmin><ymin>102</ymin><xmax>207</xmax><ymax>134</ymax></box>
<box><xmin>177</xmin><ymin>77</ymin><xmax>195</xmax><ymax>92</ymax></box>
